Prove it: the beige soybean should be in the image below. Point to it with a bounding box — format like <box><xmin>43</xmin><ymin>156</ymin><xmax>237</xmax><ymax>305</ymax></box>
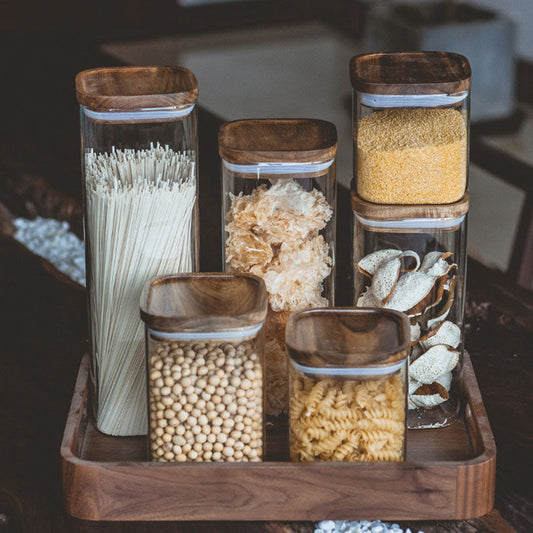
<box><xmin>148</xmin><ymin>339</ymin><xmax>263</xmax><ymax>462</ymax></box>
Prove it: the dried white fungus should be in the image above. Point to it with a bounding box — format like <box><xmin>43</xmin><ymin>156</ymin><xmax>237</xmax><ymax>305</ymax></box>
<box><xmin>13</xmin><ymin>216</ymin><xmax>86</xmax><ymax>286</ymax></box>
<box><xmin>314</xmin><ymin>520</ymin><xmax>424</xmax><ymax>533</ymax></box>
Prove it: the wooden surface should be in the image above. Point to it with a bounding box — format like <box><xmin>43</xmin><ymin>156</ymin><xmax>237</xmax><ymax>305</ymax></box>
<box><xmin>351</xmin><ymin>188</ymin><xmax>470</xmax><ymax>220</ymax></box>
<box><xmin>0</xmin><ymin>31</ymin><xmax>532</xmax><ymax>533</ymax></box>
<box><xmin>75</xmin><ymin>66</ymin><xmax>198</xmax><ymax>110</ymax></box>
<box><xmin>285</xmin><ymin>308</ymin><xmax>410</xmax><ymax>368</ymax></box>
<box><xmin>218</xmin><ymin>119</ymin><xmax>337</xmax><ymax>164</ymax></box>
<box><xmin>61</xmin><ymin>353</ymin><xmax>494</xmax><ymax>522</ymax></box>
<box><xmin>349</xmin><ymin>52</ymin><xmax>472</xmax><ymax>95</ymax></box>
<box><xmin>140</xmin><ymin>273</ymin><xmax>268</xmax><ymax>332</ymax></box>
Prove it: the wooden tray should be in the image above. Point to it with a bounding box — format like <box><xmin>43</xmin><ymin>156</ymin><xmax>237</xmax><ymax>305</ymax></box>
<box><xmin>61</xmin><ymin>353</ymin><xmax>496</xmax><ymax>522</ymax></box>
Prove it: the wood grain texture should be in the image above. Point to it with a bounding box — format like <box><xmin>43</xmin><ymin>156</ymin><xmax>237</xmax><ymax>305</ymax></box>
<box><xmin>218</xmin><ymin>119</ymin><xmax>337</xmax><ymax>164</ymax></box>
<box><xmin>61</xmin><ymin>353</ymin><xmax>495</xmax><ymax>522</ymax></box>
<box><xmin>350</xmin><ymin>52</ymin><xmax>471</xmax><ymax>95</ymax></box>
<box><xmin>351</xmin><ymin>186</ymin><xmax>470</xmax><ymax>221</ymax></box>
<box><xmin>285</xmin><ymin>307</ymin><xmax>410</xmax><ymax>368</ymax></box>
<box><xmin>140</xmin><ymin>273</ymin><xmax>268</xmax><ymax>333</ymax></box>
<box><xmin>75</xmin><ymin>66</ymin><xmax>198</xmax><ymax>111</ymax></box>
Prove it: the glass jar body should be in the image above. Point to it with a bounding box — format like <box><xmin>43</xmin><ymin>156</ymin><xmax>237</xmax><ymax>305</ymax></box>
<box><xmin>146</xmin><ymin>329</ymin><xmax>265</xmax><ymax>462</ymax></box>
<box><xmin>288</xmin><ymin>359</ymin><xmax>407</xmax><ymax>462</ymax></box>
<box><xmin>221</xmin><ymin>163</ymin><xmax>336</xmax><ymax>417</ymax></box>
<box><xmin>353</xmin><ymin>91</ymin><xmax>470</xmax><ymax>205</ymax></box>
<box><xmin>352</xmin><ymin>212</ymin><xmax>467</xmax><ymax>429</ymax></box>
<box><xmin>81</xmin><ymin>107</ymin><xmax>199</xmax><ymax>436</ymax></box>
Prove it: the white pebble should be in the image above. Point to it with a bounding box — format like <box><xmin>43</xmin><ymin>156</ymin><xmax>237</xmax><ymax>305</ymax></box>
<box><xmin>313</xmin><ymin>521</ymin><xmax>423</xmax><ymax>533</ymax></box>
<box><xmin>13</xmin><ymin>216</ymin><xmax>86</xmax><ymax>286</ymax></box>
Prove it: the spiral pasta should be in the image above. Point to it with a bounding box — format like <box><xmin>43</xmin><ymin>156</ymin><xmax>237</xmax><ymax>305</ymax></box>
<box><xmin>289</xmin><ymin>373</ymin><xmax>405</xmax><ymax>462</ymax></box>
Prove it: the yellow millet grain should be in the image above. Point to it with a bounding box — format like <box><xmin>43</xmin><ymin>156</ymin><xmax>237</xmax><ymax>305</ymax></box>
<box><xmin>357</xmin><ymin>108</ymin><xmax>467</xmax><ymax>204</ymax></box>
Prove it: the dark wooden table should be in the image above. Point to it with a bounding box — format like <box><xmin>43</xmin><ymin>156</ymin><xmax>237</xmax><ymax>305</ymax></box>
<box><xmin>0</xmin><ymin>33</ymin><xmax>532</xmax><ymax>533</ymax></box>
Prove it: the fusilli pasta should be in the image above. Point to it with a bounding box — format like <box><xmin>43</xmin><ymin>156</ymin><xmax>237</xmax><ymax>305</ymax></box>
<box><xmin>289</xmin><ymin>370</ymin><xmax>406</xmax><ymax>462</ymax></box>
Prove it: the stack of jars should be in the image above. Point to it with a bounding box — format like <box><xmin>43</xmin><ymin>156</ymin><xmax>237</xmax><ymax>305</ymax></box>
<box><xmin>350</xmin><ymin>52</ymin><xmax>472</xmax><ymax>429</ymax></box>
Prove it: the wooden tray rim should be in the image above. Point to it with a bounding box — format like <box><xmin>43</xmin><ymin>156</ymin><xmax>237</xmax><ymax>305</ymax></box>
<box><xmin>61</xmin><ymin>353</ymin><xmax>496</xmax><ymax>522</ymax></box>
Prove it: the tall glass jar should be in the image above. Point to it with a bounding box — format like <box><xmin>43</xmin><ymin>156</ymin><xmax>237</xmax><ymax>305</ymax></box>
<box><xmin>350</xmin><ymin>52</ymin><xmax>471</xmax><ymax>205</ymax></box>
<box><xmin>140</xmin><ymin>273</ymin><xmax>268</xmax><ymax>462</ymax></box>
<box><xmin>352</xmin><ymin>188</ymin><xmax>469</xmax><ymax>429</ymax></box>
<box><xmin>286</xmin><ymin>308</ymin><xmax>410</xmax><ymax>462</ymax></box>
<box><xmin>219</xmin><ymin>119</ymin><xmax>337</xmax><ymax>417</ymax></box>
<box><xmin>76</xmin><ymin>66</ymin><xmax>199</xmax><ymax>436</ymax></box>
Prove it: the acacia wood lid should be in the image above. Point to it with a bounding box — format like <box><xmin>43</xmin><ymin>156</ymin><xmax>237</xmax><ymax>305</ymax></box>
<box><xmin>76</xmin><ymin>66</ymin><xmax>198</xmax><ymax>111</ymax></box>
<box><xmin>350</xmin><ymin>52</ymin><xmax>471</xmax><ymax>95</ymax></box>
<box><xmin>286</xmin><ymin>308</ymin><xmax>410</xmax><ymax>373</ymax></box>
<box><xmin>218</xmin><ymin>119</ymin><xmax>337</xmax><ymax>164</ymax></box>
<box><xmin>140</xmin><ymin>273</ymin><xmax>267</xmax><ymax>334</ymax></box>
<box><xmin>351</xmin><ymin>184</ymin><xmax>470</xmax><ymax>221</ymax></box>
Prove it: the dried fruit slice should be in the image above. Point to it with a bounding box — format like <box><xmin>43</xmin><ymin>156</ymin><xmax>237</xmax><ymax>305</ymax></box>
<box><xmin>400</xmin><ymin>250</ymin><xmax>420</xmax><ymax>272</ymax></box>
<box><xmin>436</xmin><ymin>372</ymin><xmax>452</xmax><ymax>392</ymax></box>
<box><xmin>357</xmin><ymin>249</ymin><xmax>402</xmax><ymax>278</ymax></box>
<box><xmin>423</xmin><ymin>277</ymin><xmax>457</xmax><ymax>330</ymax></box>
<box><xmin>410</xmin><ymin>381</ymin><xmax>449</xmax><ymax>409</ymax></box>
<box><xmin>372</xmin><ymin>256</ymin><xmax>401</xmax><ymax>304</ymax></box>
<box><xmin>409</xmin><ymin>344</ymin><xmax>460</xmax><ymax>384</ymax></box>
<box><xmin>405</xmin><ymin>274</ymin><xmax>447</xmax><ymax>317</ymax></box>
<box><xmin>419</xmin><ymin>252</ymin><xmax>453</xmax><ymax>273</ymax></box>
<box><xmin>384</xmin><ymin>271</ymin><xmax>436</xmax><ymax>313</ymax></box>
<box><xmin>420</xmin><ymin>321</ymin><xmax>461</xmax><ymax>350</ymax></box>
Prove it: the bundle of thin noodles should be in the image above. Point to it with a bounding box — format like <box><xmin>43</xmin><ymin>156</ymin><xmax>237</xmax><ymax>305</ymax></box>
<box><xmin>85</xmin><ymin>143</ymin><xmax>196</xmax><ymax>436</ymax></box>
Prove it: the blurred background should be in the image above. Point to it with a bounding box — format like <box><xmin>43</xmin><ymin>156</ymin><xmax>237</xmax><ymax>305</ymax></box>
<box><xmin>1</xmin><ymin>0</ymin><xmax>532</xmax><ymax>287</ymax></box>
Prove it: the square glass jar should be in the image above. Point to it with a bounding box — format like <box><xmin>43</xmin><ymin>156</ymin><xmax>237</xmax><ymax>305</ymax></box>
<box><xmin>140</xmin><ymin>273</ymin><xmax>268</xmax><ymax>462</ymax></box>
<box><xmin>219</xmin><ymin>119</ymin><xmax>337</xmax><ymax>417</ymax></box>
<box><xmin>76</xmin><ymin>66</ymin><xmax>200</xmax><ymax>436</ymax></box>
<box><xmin>352</xmin><ymin>190</ymin><xmax>469</xmax><ymax>429</ymax></box>
<box><xmin>350</xmin><ymin>52</ymin><xmax>471</xmax><ymax>205</ymax></box>
<box><xmin>286</xmin><ymin>308</ymin><xmax>410</xmax><ymax>462</ymax></box>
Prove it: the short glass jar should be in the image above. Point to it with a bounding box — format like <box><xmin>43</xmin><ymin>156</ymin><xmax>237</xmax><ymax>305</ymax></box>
<box><xmin>219</xmin><ymin>119</ymin><xmax>337</xmax><ymax>417</ymax></box>
<box><xmin>286</xmin><ymin>308</ymin><xmax>410</xmax><ymax>462</ymax></box>
<box><xmin>352</xmin><ymin>190</ymin><xmax>469</xmax><ymax>429</ymax></box>
<box><xmin>350</xmin><ymin>52</ymin><xmax>471</xmax><ymax>205</ymax></box>
<box><xmin>140</xmin><ymin>273</ymin><xmax>268</xmax><ymax>462</ymax></box>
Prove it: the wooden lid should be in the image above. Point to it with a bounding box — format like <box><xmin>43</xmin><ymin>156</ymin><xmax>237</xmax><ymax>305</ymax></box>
<box><xmin>218</xmin><ymin>119</ymin><xmax>337</xmax><ymax>164</ymax></box>
<box><xmin>350</xmin><ymin>52</ymin><xmax>471</xmax><ymax>95</ymax></box>
<box><xmin>75</xmin><ymin>66</ymin><xmax>198</xmax><ymax>111</ymax></box>
<box><xmin>140</xmin><ymin>273</ymin><xmax>267</xmax><ymax>334</ymax></box>
<box><xmin>286</xmin><ymin>308</ymin><xmax>410</xmax><ymax>374</ymax></box>
<box><xmin>351</xmin><ymin>184</ymin><xmax>470</xmax><ymax>221</ymax></box>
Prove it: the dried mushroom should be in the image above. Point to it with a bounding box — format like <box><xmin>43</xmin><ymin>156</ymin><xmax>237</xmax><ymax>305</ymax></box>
<box><xmin>420</xmin><ymin>321</ymin><xmax>461</xmax><ymax>350</ymax></box>
<box><xmin>226</xmin><ymin>179</ymin><xmax>333</xmax><ymax>416</ymax></box>
<box><xmin>356</xmin><ymin>249</ymin><xmax>461</xmax><ymax>411</ymax></box>
<box><xmin>357</xmin><ymin>249</ymin><xmax>403</xmax><ymax>278</ymax></box>
<box><xmin>409</xmin><ymin>344</ymin><xmax>460</xmax><ymax>385</ymax></box>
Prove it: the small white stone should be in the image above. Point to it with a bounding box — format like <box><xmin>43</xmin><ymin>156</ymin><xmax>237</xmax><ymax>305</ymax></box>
<box><xmin>13</xmin><ymin>216</ymin><xmax>86</xmax><ymax>287</ymax></box>
<box><xmin>319</xmin><ymin>521</ymin><xmax>336</xmax><ymax>531</ymax></box>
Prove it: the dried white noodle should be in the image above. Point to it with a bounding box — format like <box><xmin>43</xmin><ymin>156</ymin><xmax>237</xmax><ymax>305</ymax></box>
<box><xmin>86</xmin><ymin>144</ymin><xmax>196</xmax><ymax>436</ymax></box>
